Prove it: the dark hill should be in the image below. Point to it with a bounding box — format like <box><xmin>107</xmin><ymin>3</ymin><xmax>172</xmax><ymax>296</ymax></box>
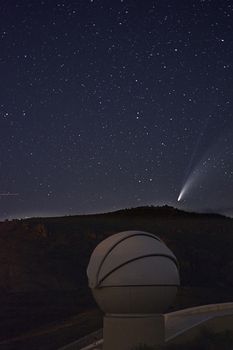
<box><xmin>1</xmin><ymin>205</ymin><xmax>233</xmax><ymax>346</ymax></box>
<box><xmin>0</xmin><ymin>205</ymin><xmax>232</xmax><ymax>293</ymax></box>
<box><xmin>104</xmin><ymin>205</ymin><xmax>226</xmax><ymax>218</ymax></box>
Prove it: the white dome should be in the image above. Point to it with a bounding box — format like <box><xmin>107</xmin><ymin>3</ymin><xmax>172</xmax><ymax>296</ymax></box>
<box><xmin>87</xmin><ymin>231</ymin><xmax>179</xmax><ymax>314</ymax></box>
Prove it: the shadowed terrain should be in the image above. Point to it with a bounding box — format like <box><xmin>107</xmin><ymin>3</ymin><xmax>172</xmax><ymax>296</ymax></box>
<box><xmin>0</xmin><ymin>205</ymin><xmax>233</xmax><ymax>349</ymax></box>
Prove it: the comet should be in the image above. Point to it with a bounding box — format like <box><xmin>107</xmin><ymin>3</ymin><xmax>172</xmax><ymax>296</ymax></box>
<box><xmin>177</xmin><ymin>167</ymin><xmax>202</xmax><ymax>202</ymax></box>
<box><xmin>178</xmin><ymin>112</ymin><xmax>232</xmax><ymax>203</ymax></box>
<box><xmin>177</xmin><ymin>181</ymin><xmax>190</xmax><ymax>202</ymax></box>
<box><xmin>177</xmin><ymin>192</ymin><xmax>182</xmax><ymax>202</ymax></box>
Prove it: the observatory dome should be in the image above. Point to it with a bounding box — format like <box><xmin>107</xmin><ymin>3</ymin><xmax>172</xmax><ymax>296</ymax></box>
<box><xmin>87</xmin><ymin>231</ymin><xmax>179</xmax><ymax>314</ymax></box>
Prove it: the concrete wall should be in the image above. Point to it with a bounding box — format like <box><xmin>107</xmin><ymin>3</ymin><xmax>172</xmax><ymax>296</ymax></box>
<box><xmin>103</xmin><ymin>314</ymin><xmax>164</xmax><ymax>350</ymax></box>
<box><xmin>165</xmin><ymin>302</ymin><xmax>233</xmax><ymax>319</ymax></box>
<box><xmin>166</xmin><ymin>314</ymin><xmax>233</xmax><ymax>345</ymax></box>
<box><xmin>59</xmin><ymin>303</ymin><xmax>233</xmax><ymax>349</ymax></box>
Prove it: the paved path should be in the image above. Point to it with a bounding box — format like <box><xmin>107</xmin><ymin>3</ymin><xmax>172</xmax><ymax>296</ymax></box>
<box><xmin>59</xmin><ymin>329</ymin><xmax>103</xmax><ymax>350</ymax></box>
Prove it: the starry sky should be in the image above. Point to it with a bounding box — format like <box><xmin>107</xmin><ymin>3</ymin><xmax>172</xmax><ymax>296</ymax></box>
<box><xmin>1</xmin><ymin>0</ymin><xmax>233</xmax><ymax>220</ymax></box>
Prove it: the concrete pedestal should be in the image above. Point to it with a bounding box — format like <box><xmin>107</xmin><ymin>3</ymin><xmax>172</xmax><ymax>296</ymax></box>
<box><xmin>103</xmin><ymin>314</ymin><xmax>165</xmax><ymax>350</ymax></box>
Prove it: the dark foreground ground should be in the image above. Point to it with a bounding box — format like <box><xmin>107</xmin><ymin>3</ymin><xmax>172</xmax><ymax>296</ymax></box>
<box><xmin>0</xmin><ymin>287</ymin><xmax>233</xmax><ymax>350</ymax></box>
<box><xmin>0</xmin><ymin>206</ymin><xmax>232</xmax><ymax>349</ymax></box>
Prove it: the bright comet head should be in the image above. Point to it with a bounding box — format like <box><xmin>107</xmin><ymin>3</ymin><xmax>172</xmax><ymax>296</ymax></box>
<box><xmin>178</xmin><ymin>167</ymin><xmax>201</xmax><ymax>203</ymax></box>
<box><xmin>177</xmin><ymin>185</ymin><xmax>187</xmax><ymax>202</ymax></box>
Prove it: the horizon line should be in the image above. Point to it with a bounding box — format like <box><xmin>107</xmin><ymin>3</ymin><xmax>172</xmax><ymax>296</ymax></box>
<box><xmin>0</xmin><ymin>193</ymin><xmax>19</xmax><ymax>196</ymax></box>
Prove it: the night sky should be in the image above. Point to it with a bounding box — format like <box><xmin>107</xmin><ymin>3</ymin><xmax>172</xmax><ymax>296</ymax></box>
<box><xmin>1</xmin><ymin>0</ymin><xmax>233</xmax><ymax>220</ymax></box>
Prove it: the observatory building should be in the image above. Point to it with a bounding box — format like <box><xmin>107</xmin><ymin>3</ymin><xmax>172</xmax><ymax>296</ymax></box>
<box><xmin>87</xmin><ymin>230</ymin><xmax>180</xmax><ymax>350</ymax></box>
